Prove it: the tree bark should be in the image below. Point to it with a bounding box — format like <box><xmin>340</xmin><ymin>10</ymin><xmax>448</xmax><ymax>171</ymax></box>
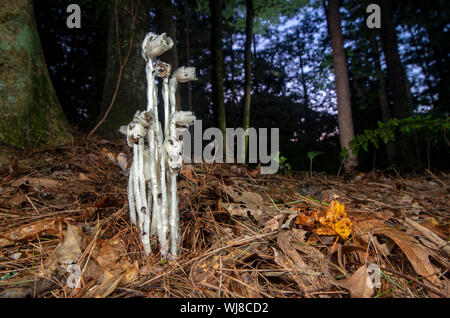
<box><xmin>210</xmin><ymin>0</ymin><xmax>226</xmax><ymax>135</ymax></box>
<box><xmin>325</xmin><ymin>0</ymin><xmax>358</xmax><ymax>173</ymax></box>
<box><xmin>0</xmin><ymin>0</ymin><xmax>70</xmax><ymax>149</ymax></box>
<box><xmin>98</xmin><ymin>0</ymin><xmax>150</xmax><ymax>137</ymax></box>
<box><xmin>379</xmin><ymin>0</ymin><xmax>413</xmax><ymax>119</ymax></box>
<box><xmin>242</xmin><ymin>0</ymin><xmax>254</xmax><ymax>161</ymax></box>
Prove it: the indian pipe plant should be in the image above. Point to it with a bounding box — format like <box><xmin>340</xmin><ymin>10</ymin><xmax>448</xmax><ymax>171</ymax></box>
<box><xmin>121</xmin><ymin>32</ymin><xmax>197</xmax><ymax>259</ymax></box>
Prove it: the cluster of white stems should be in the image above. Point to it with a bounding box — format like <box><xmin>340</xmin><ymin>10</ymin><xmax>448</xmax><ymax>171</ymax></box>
<box><xmin>123</xmin><ymin>32</ymin><xmax>196</xmax><ymax>258</ymax></box>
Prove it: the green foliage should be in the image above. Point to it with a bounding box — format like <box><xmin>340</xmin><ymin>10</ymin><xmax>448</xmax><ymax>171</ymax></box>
<box><xmin>307</xmin><ymin>151</ymin><xmax>324</xmax><ymax>177</ymax></box>
<box><xmin>349</xmin><ymin>115</ymin><xmax>450</xmax><ymax>155</ymax></box>
<box><xmin>272</xmin><ymin>151</ymin><xmax>291</xmax><ymax>174</ymax></box>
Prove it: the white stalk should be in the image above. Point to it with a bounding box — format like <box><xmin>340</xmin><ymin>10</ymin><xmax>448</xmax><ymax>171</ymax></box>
<box><xmin>127</xmin><ymin>163</ymin><xmax>136</xmax><ymax>226</ymax></box>
<box><xmin>169</xmin><ymin>77</ymin><xmax>178</xmax><ymax>116</ymax></box>
<box><xmin>137</xmin><ymin>140</ymin><xmax>150</xmax><ymax>255</ymax></box>
<box><xmin>126</xmin><ymin>32</ymin><xmax>196</xmax><ymax>259</ymax></box>
<box><xmin>132</xmin><ymin>145</ymin><xmax>143</xmax><ymax>231</ymax></box>
<box><xmin>169</xmin><ymin>173</ymin><xmax>179</xmax><ymax>257</ymax></box>
<box><xmin>157</xmin><ymin>66</ymin><xmax>171</xmax><ymax>257</ymax></box>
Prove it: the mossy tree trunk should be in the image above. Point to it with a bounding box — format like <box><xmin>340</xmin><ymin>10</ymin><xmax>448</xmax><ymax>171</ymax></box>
<box><xmin>0</xmin><ymin>0</ymin><xmax>70</xmax><ymax>149</ymax></box>
<box><xmin>98</xmin><ymin>0</ymin><xmax>151</xmax><ymax>137</ymax></box>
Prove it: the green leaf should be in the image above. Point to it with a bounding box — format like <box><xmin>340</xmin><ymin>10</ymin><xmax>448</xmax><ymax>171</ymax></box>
<box><xmin>307</xmin><ymin>151</ymin><xmax>324</xmax><ymax>160</ymax></box>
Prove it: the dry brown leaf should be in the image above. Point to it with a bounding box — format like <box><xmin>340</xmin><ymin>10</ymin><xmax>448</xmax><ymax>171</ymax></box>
<box><xmin>12</xmin><ymin>176</ymin><xmax>62</xmax><ymax>189</ymax></box>
<box><xmin>222</xmin><ymin>203</ymin><xmax>258</xmax><ymax>218</ymax></box>
<box><xmin>333</xmin><ymin>265</ymin><xmax>374</xmax><ymax>298</ymax></box>
<box><xmin>0</xmin><ymin>218</ymin><xmax>60</xmax><ymax>247</ymax></box>
<box><xmin>241</xmin><ymin>271</ymin><xmax>261</xmax><ymax>298</ymax></box>
<box><xmin>263</xmin><ymin>214</ymin><xmax>285</xmax><ymax>233</ymax></box>
<box><xmin>353</xmin><ymin>218</ymin><xmax>442</xmax><ymax>286</ymax></box>
<box><xmin>55</xmin><ymin>224</ymin><xmax>83</xmax><ymax>266</ymax></box>
<box><xmin>86</xmin><ymin>270</ymin><xmax>125</xmax><ymax>298</ymax></box>
<box><xmin>190</xmin><ymin>255</ymin><xmax>222</xmax><ymax>286</ymax></box>
<box><xmin>277</xmin><ymin>231</ymin><xmax>321</xmax><ymax>277</ymax></box>
<box><xmin>221</xmin><ymin>185</ymin><xmax>274</xmax><ymax>220</ymax></box>
<box><xmin>405</xmin><ymin>218</ymin><xmax>450</xmax><ymax>258</ymax></box>
<box><xmin>94</xmin><ymin>238</ymin><xmax>126</xmax><ymax>268</ymax></box>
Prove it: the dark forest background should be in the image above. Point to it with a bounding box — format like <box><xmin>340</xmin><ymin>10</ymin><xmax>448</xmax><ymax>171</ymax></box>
<box><xmin>28</xmin><ymin>0</ymin><xmax>450</xmax><ymax>173</ymax></box>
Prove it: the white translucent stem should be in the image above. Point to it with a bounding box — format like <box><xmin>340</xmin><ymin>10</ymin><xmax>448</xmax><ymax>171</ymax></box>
<box><xmin>164</xmin><ymin>77</ymin><xmax>170</xmax><ymax>138</ymax></box>
<box><xmin>137</xmin><ymin>141</ymin><xmax>150</xmax><ymax>255</ymax></box>
<box><xmin>148</xmin><ymin>129</ymin><xmax>162</xmax><ymax>244</ymax></box>
<box><xmin>145</xmin><ymin>61</ymin><xmax>154</xmax><ymax>111</ymax></box>
<box><xmin>169</xmin><ymin>173</ymin><xmax>179</xmax><ymax>257</ymax></box>
<box><xmin>127</xmin><ymin>166</ymin><xmax>136</xmax><ymax>226</ymax></box>
<box><xmin>169</xmin><ymin>77</ymin><xmax>177</xmax><ymax>115</ymax></box>
<box><xmin>158</xmin><ymin>77</ymin><xmax>171</xmax><ymax>257</ymax></box>
<box><xmin>132</xmin><ymin>146</ymin><xmax>143</xmax><ymax>231</ymax></box>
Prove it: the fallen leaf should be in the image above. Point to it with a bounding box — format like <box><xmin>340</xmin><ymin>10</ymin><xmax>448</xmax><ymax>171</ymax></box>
<box><xmin>0</xmin><ymin>218</ymin><xmax>60</xmax><ymax>247</ymax></box>
<box><xmin>332</xmin><ymin>265</ymin><xmax>374</xmax><ymax>298</ymax></box>
<box><xmin>55</xmin><ymin>224</ymin><xmax>83</xmax><ymax>266</ymax></box>
<box><xmin>241</xmin><ymin>271</ymin><xmax>261</xmax><ymax>298</ymax></box>
<box><xmin>12</xmin><ymin>177</ymin><xmax>61</xmax><ymax>189</ymax></box>
<box><xmin>116</xmin><ymin>153</ymin><xmax>128</xmax><ymax>172</ymax></box>
<box><xmin>222</xmin><ymin>203</ymin><xmax>260</xmax><ymax>219</ymax></box>
<box><xmin>353</xmin><ymin>218</ymin><xmax>442</xmax><ymax>286</ymax></box>
<box><xmin>263</xmin><ymin>214</ymin><xmax>285</xmax><ymax>233</ymax></box>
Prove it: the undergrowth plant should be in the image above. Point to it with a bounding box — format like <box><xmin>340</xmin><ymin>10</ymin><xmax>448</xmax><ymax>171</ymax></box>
<box><xmin>340</xmin><ymin>115</ymin><xmax>450</xmax><ymax>167</ymax></box>
<box><xmin>307</xmin><ymin>151</ymin><xmax>324</xmax><ymax>177</ymax></box>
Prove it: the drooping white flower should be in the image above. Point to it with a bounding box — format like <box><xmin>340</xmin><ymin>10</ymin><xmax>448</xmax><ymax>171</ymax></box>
<box><xmin>126</xmin><ymin>122</ymin><xmax>146</xmax><ymax>147</ymax></box>
<box><xmin>170</xmin><ymin>111</ymin><xmax>196</xmax><ymax>128</ymax></box>
<box><xmin>135</xmin><ymin>110</ymin><xmax>155</xmax><ymax>128</ymax></box>
<box><xmin>173</xmin><ymin>66</ymin><xmax>197</xmax><ymax>83</ymax></box>
<box><xmin>156</xmin><ymin>60</ymin><xmax>171</xmax><ymax>78</ymax></box>
<box><xmin>142</xmin><ymin>32</ymin><xmax>174</xmax><ymax>60</ymax></box>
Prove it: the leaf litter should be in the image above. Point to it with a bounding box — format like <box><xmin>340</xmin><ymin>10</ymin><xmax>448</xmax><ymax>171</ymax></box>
<box><xmin>0</xmin><ymin>137</ymin><xmax>449</xmax><ymax>298</ymax></box>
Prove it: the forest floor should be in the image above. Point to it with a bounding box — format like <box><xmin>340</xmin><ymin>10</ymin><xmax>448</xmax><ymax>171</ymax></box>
<box><xmin>0</xmin><ymin>136</ymin><xmax>449</xmax><ymax>298</ymax></box>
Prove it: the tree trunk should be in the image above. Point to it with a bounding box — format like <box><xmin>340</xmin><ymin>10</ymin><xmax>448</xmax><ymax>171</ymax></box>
<box><xmin>0</xmin><ymin>0</ymin><xmax>70</xmax><ymax>149</ymax></box>
<box><xmin>379</xmin><ymin>0</ymin><xmax>413</xmax><ymax>119</ymax></box>
<box><xmin>210</xmin><ymin>0</ymin><xmax>226</xmax><ymax>135</ymax></box>
<box><xmin>242</xmin><ymin>0</ymin><xmax>254</xmax><ymax>161</ymax></box>
<box><xmin>379</xmin><ymin>0</ymin><xmax>420</xmax><ymax>168</ymax></box>
<box><xmin>98</xmin><ymin>0</ymin><xmax>150</xmax><ymax>137</ymax></box>
<box><xmin>325</xmin><ymin>0</ymin><xmax>358</xmax><ymax>173</ymax></box>
<box><xmin>374</xmin><ymin>46</ymin><xmax>396</xmax><ymax>165</ymax></box>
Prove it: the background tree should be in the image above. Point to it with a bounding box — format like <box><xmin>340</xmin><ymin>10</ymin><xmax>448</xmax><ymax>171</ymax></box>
<box><xmin>325</xmin><ymin>0</ymin><xmax>358</xmax><ymax>172</ymax></box>
<box><xmin>0</xmin><ymin>0</ymin><xmax>70</xmax><ymax>150</ymax></box>
<box><xmin>242</xmin><ymin>0</ymin><xmax>254</xmax><ymax>160</ymax></box>
<box><xmin>94</xmin><ymin>0</ymin><xmax>151</xmax><ymax>137</ymax></box>
<box><xmin>210</xmin><ymin>0</ymin><xmax>227</xmax><ymax>136</ymax></box>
